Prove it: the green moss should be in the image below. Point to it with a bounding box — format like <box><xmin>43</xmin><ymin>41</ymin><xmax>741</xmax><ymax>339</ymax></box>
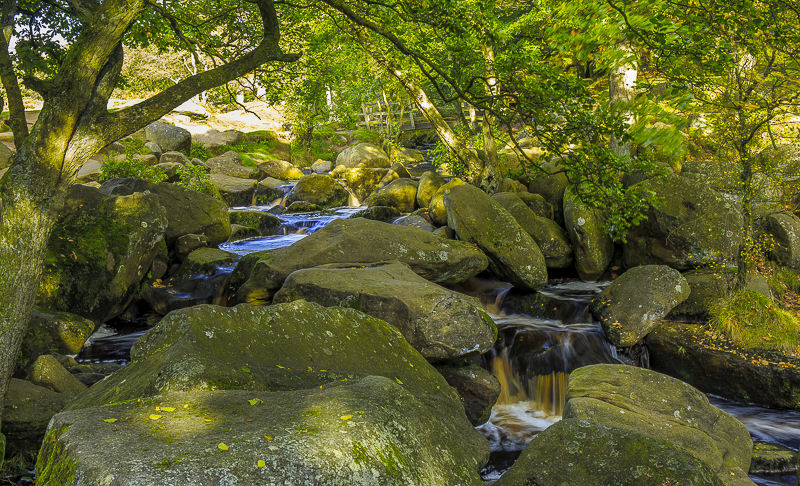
<box><xmin>348</xmin><ymin>440</ymin><xmax>407</xmax><ymax>478</ymax></box>
<box><xmin>35</xmin><ymin>426</ymin><xmax>78</xmax><ymax>486</ymax></box>
<box><xmin>710</xmin><ymin>289</ymin><xmax>800</xmax><ymax>354</ymax></box>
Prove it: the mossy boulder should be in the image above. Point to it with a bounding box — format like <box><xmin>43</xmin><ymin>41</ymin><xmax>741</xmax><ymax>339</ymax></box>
<box><xmin>256</xmin><ymin>158</ymin><xmax>304</xmax><ymax>180</ymax></box>
<box><xmin>31</xmin><ymin>355</ymin><xmax>86</xmax><ymax>397</ymax></box>
<box><xmin>100</xmin><ymin>180</ymin><xmax>231</xmax><ymax>247</ymax></box>
<box><xmin>416</xmin><ymin>171</ymin><xmax>445</xmax><ymax>209</ymax></box>
<box><xmin>37</xmin><ymin>185</ymin><xmax>168</xmax><ymax>322</ymax></box>
<box><xmin>761</xmin><ymin>212</ymin><xmax>800</xmax><ymax>269</ymax></box>
<box><xmin>228</xmin><ymin>210</ymin><xmax>282</xmax><ymax>236</ymax></box>
<box><xmin>205</xmin><ymin>150</ymin><xmax>257</xmax><ymax>179</ymax></box>
<box><xmin>393</xmin><ymin>214</ymin><xmax>434</xmax><ymax>232</ymax></box>
<box><xmin>173</xmin><ymin>247</ymin><xmax>237</xmax><ymax>281</ymax></box>
<box><xmin>273</xmin><ymin>262</ymin><xmax>497</xmax><ymax>361</ymax></box>
<box><xmin>18</xmin><ymin>309</ymin><xmax>95</xmax><ymax>371</ymax></box>
<box><xmin>68</xmin><ymin>301</ymin><xmax>474</xmax><ymax>421</ymax></box>
<box><xmin>285</xmin><ymin>201</ymin><xmax>323</xmax><ymax>213</ymax></box>
<box><xmin>518</xmin><ymin>191</ymin><xmax>553</xmax><ymax>220</ymax></box>
<box><xmin>444</xmin><ymin>184</ymin><xmax>547</xmax><ymax>290</ymax></box>
<box><xmin>2</xmin><ymin>379</ymin><xmax>68</xmax><ymax>457</ymax></box>
<box><xmin>435</xmin><ymin>363</ymin><xmax>500</xmax><ymax>426</ymax></box>
<box><xmin>668</xmin><ymin>269</ymin><xmax>735</xmax><ymax>320</ymax></box>
<box><xmin>231</xmin><ymin>218</ymin><xmax>488</xmax><ymax>304</ymax></box>
<box><xmin>646</xmin><ymin>322</ymin><xmax>800</xmax><ymax>409</ymax></box>
<box><xmin>39</xmin><ymin>376</ymin><xmax>488</xmax><ymax>486</ymax></box>
<box><xmin>332</xmin><ymin>166</ymin><xmax>388</xmax><ymax>202</ymax></box>
<box><xmin>624</xmin><ymin>174</ymin><xmax>744</xmax><ymax>270</ymax></box>
<box><xmin>391</xmin><ymin>146</ymin><xmax>425</xmax><ymax>164</ymax></box>
<box><xmin>563</xmin><ymin>186</ymin><xmax>613</xmax><ymax>281</ymax></box>
<box><xmin>492</xmin><ymin>192</ymin><xmax>572</xmax><ymax>269</ymax></box>
<box><xmin>210</xmin><ymin>173</ymin><xmax>257</xmax><ymax>206</ymax></box>
<box><xmin>429</xmin><ymin>178</ymin><xmax>466</xmax><ymax>226</ymax></box>
<box><xmin>256</xmin><ymin>176</ymin><xmax>286</xmax><ymax>203</ymax></box>
<box><xmin>749</xmin><ymin>443</ymin><xmax>797</xmax><ymax>475</ymax></box>
<box><xmin>365</xmin><ymin>178</ymin><xmax>419</xmax><ymax>213</ymax></box>
<box><xmin>335</xmin><ymin>142</ymin><xmax>391</xmax><ymax>168</ymax></box>
<box><xmin>526</xmin><ymin>160</ymin><xmax>568</xmax><ymax>224</ymax></box>
<box><xmin>563</xmin><ymin>364</ymin><xmax>753</xmax><ymax>483</ymax></box>
<box><xmin>349</xmin><ymin>205</ymin><xmax>401</xmax><ymax>221</ymax></box>
<box><xmin>285</xmin><ymin>173</ymin><xmax>349</xmax><ymax>208</ymax></box>
<box><xmin>144</xmin><ymin>121</ymin><xmax>191</xmax><ymax>154</ymax></box>
<box><xmin>590</xmin><ymin>265</ymin><xmax>690</xmax><ymax>347</ymax></box>
<box><xmin>495</xmin><ymin>418</ymin><xmax>724</xmax><ymax>486</ymax></box>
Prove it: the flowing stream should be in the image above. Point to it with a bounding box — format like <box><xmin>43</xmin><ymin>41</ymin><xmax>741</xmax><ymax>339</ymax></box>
<box><xmin>76</xmin><ymin>205</ymin><xmax>800</xmax><ymax>485</ymax></box>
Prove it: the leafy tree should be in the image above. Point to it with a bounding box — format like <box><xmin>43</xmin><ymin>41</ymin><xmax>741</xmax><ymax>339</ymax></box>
<box><xmin>0</xmin><ymin>0</ymin><xmax>298</xmax><ymax>459</ymax></box>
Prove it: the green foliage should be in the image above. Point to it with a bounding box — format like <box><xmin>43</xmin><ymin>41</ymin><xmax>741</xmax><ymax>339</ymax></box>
<box><xmin>189</xmin><ymin>143</ymin><xmax>213</xmax><ymax>162</ymax></box>
<box><xmin>100</xmin><ymin>155</ymin><xmax>167</xmax><ymax>184</ymax></box>
<box><xmin>352</xmin><ymin>128</ymin><xmax>382</xmax><ymax>145</ymax></box>
<box><xmin>176</xmin><ymin>164</ymin><xmax>219</xmax><ymax>198</ymax></box>
<box><xmin>709</xmin><ymin>289</ymin><xmax>800</xmax><ymax>355</ymax></box>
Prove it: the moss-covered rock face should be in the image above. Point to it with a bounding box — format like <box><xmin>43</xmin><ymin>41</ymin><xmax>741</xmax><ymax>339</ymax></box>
<box><xmin>332</xmin><ymin>167</ymin><xmax>389</xmax><ymax>202</ymax></box>
<box><xmin>590</xmin><ymin>265</ymin><xmax>690</xmax><ymax>347</ymax></box>
<box><xmin>68</xmin><ymin>301</ymin><xmax>471</xmax><ymax>416</ymax></box>
<box><xmin>495</xmin><ymin>418</ymin><xmax>724</xmax><ymax>486</ymax></box>
<box><xmin>230</xmin><ymin>218</ymin><xmax>488</xmax><ymax>304</ymax></box>
<box><xmin>3</xmin><ymin>379</ymin><xmax>68</xmax><ymax>457</ymax></box>
<box><xmin>445</xmin><ymin>184</ymin><xmax>547</xmax><ymax>290</ymax></box>
<box><xmin>210</xmin><ymin>173</ymin><xmax>257</xmax><ymax>206</ymax></box>
<box><xmin>761</xmin><ymin>212</ymin><xmax>800</xmax><ymax>269</ymax></box>
<box><xmin>365</xmin><ymin>178</ymin><xmax>419</xmax><ymax>213</ymax></box>
<box><xmin>37</xmin><ymin>185</ymin><xmax>168</xmax><ymax>322</ymax></box>
<box><xmin>646</xmin><ymin>322</ymin><xmax>800</xmax><ymax>409</ymax></box>
<box><xmin>256</xmin><ymin>158</ymin><xmax>304</xmax><ymax>180</ymax></box>
<box><xmin>564</xmin><ymin>364</ymin><xmax>753</xmax><ymax>482</ymax></box>
<box><xmin>429</xmin><ymin>178</ymin><xmax>466</xmax><ymax>226</ymax></box>
<box><xmin>18</xmin><ymin>309</ymin><xmax>95</xmax><ymax>371</ymax></box>
<box><xmin>285</xmin><ymin>173</ymin><xmax>349</xmax><ymax>208</ymax></box>
<box><xmin>492</xmin><ymin>192</ymin><xmax>573</xmax><ymax>269</ymax></box>
<box><xmin>273</xmin><ymin>262</ymin><xmax>497</xmax><ymax>361</ymax></box>
<box><xmin>40</xmin><ymin>377</ymin><xmax>488</xmax><ymax>486</ymax></box>
<box><xmin>228</xmin><ymin>210</ymin><xmax>282</xmax><ymax>236</ymax></box>
<box><xmin>563</xmin><ymin>186</ymin><xmax>613</xmax><ymax>281</ymax></box>
<box><xmin>749</xmin><ymin>442</ymin><xmax>797</xmax><ymax>475</ymax></box>
<box><xmin>256</xmin><ymin>176</ymin><xmax>287</xmax><ymax>203</ymax></box>
<box><xmin>335</xmin><ymin>142</ymin><xmax>392</xmax><ymax>168</ymax></box>
<box><xmin>173</xmin><ymin>247</ymin><xmax>237</xmax><ymax>281</ymax></box>
<box><xmin>624</xmin><ymin>174</ymin><xmax>744</xmax><ymax>270</ymax></box>
<box><xmin>517</xmin><ymin>191</ymin><xmax>553</xmax><ymax>220</ymax></box>
<box><xmin>31</xmin><ymin>355</ymin><xmax>86</xmax><ymax>397</ymax></box>
<box><xmin>526</xmin><ymin>160</ymin><xmax>568</xmax><ymax>224</ymax></box>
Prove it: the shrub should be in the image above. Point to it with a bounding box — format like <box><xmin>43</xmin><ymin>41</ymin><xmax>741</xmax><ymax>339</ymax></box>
<box><xmin>189</xmin><ymin>143</ymin><xmax>213</xmax><ymax>162</ymax></box>
<box><xmin>176</xmin><ymin>164</ymin><xmax>219</xmax><ymax>198</ymax></box>
<box><xmin>709</xmin><ymin>289</ymin><xmax>800</xmax><ymax>355</ymax></box>
<box><xmin>99</xmin><ymin>155</ymin><xmax>166</xmax><ymax>183</ymax></box>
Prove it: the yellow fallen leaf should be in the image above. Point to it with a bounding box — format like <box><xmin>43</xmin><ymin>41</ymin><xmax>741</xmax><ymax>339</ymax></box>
<box><xmin>264</xmin><ymin>435</ymin><xmax>273</xmax><ymax>441</ymax></box>
<box><xmin>161</xmin><ymin>407</ymin><xmax>176</xmax><ymax>412</ymax></box>
<box><xmin>103</xmin><ymin>418</ymin><xmax>118</xmax><ymax>423</ymax></box>
<box><xmin>149</xmin><ymin>414</ymin><xmax>163</xmax><ymax>420</ymax></box>
<box><xmin>204</xmin><ymin>419</ymin><xmax>213</xmax><ymax>422</ymax></box>
<box><xmin>218</xmin><ymin>442</ymin><xmax>229</xmax><ymax>451</ymax></box>
<box><xmin>340</xmin><ymin>415</ymin><xmax>352</xmax><ymax>421</ymax></box>
<box><xmin>248</xmin><ymin>398</ymin><xmax>264</xmax><ymax>406</ymax></box>
<box><xmin>257</xmin><ymin>459</ymin><xmax>266</xmax><ymax>468</ymax></box>
<box><xmin>395</xmin><ymin>377</ymin><xmax>403</xmax><ymax>385</ymax></box>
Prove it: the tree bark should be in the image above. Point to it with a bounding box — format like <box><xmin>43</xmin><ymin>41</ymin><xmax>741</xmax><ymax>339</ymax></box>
<box><xmin>609</xmin><ymin>42</ymin><xmax>638</xmax><ymax>158</ymax></box>
<box><xmin>0</xmin><ymin>0</ymin><xmax>28</xmax><ymax>146</ymax></box>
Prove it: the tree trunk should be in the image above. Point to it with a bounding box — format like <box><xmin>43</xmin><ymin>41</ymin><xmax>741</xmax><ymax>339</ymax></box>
<box><xmin>609</xmin><ymin>42</ymin><xmax>638</xmax><ymax>158</ymax></box>
<box><xmin>0</xmin><ymin>149</ymin><xmax>70</xmax><ymax>441</ymax></box>
<box><xmin>479</xmin><ymin>42</ymin><xmax>501</xmax><ymax>193</ymax></box>
<box><xmin>0</xmin><ymin>0</ymin><xmax>29</xmax><ymax>146</ymax></box>
<box><xmin>737</xmin><ymin>149</ymin><xmax>754</xmax><ymax>287</ymax></box>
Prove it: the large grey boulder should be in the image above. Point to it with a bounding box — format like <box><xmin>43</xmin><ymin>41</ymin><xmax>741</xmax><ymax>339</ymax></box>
<box><xmin>335</xmin><ymin>142</ymin><xmax>391</xmax><ymax>168</ymax></box>
<box><xmin>285</xmin><ymin>173</ymin><xmax>349</xmax><ymax>208</ymax></box>
<box><xmin>365</xmin><ymin>178</ymin><xmax>418</xmax><ymax>213</ymax></box>
<box><xmin>563</xmin><ymin>186</ymin><xmax>613</xmax><ymax>281</ymax></box>
<box><xmin>257</xmin><ymin>158</ymin><xmax>304</xmax><ymax>180</ymax></box>
<box><xmin>429</xmin><ymin>178</ymin><xmax>466</xmax><ymax>226</ymax></box>
<box><xmin>444</xmin><ymin>184</ymin><xmax>547</xmax><ymax>290</ymax></box>
<box><xmin>492</xmin><ymin>192</ymin><xmax>572</xmax><ymax>269</ymax></box>
<box><xmin>761</xmin><ymin>212</ymin><xmax>800</xmax><ymax>269</ymax></box>
<box><xmin>144</xmin><ymin>121</ymin><xmax>191</xmax><ymax>154</ymax></box>
<box><xmin>192</xmin><ymin>128</ymin><xmax>244</xmax><ymax>148</ymax></box>
<box><xmin>229</xmin><ymin>209</ymin><xmax>282</xmax><ymax>236</ymax></box>
<box><xmin>526</xmin><ymin>160</ymin><xmax>569</xmax><ymax>224</ymax></box>
<box><xmin>231</xmin><ymin>218</ymin><xmax>488</xmax><ymax>304</ymax></box>
<box><xmin>205</xmin><ymin>150</ymin><xmax>257</xmax><ymax>179</ymax></box>
<box><xmin>18</xmin><ymin>309</ymin><xmax>95</xmax><ymax>371</ymax></box>
<box><xmin>668</xmin><ymin>269</ymin><xmax>735</xmax><ymax>319</ymax></box>
<box><xmin>496</xmin><ymin>418</ymin><xmax>724</xmax><ymax>486</ymax></box>
<box><xmin>39</xmin><ymin>376</ymin><xmax>487</xmax><ymax>486</ymax></box>
<box><xmin>562</xmin><ymin>364</ymin><xmax>753</xmax><ymax>484</ymax></box>
<box><xmin>210</xmin><ymin>173</ymin><xmax>256</xmax><ymax>206</ymax></box>
<box><xmin>331</xmin><ymin>167</ymin><xmax>388</xmax><ymax>202</ymax></box>
<box><xmin>273</xmin><ymin>262</ymin><xmax>497</xmax><ymax>361</ymax></box>
<box><xmin>624</xmin><ymin>174</ymin><xmax>744</xmax><ymax>270</ymax></box>
<box><xmin>37</xmin><ymin>185</ymin><xmax>167</xmax><ymax>322</ymax></box>
<box><xmin>3</xmin><ymin>379</ymin><xmax>68</xmax><ymax>457</ymax></box>
<box><xmin>590</xmin><ymin>265</ymin><xmax>690</xmax><ymax>347</ymax></box>
<box><xmin>416</xmin><ymin>171</ymin><xmax>446</xmax><ymax>209</ymax></box>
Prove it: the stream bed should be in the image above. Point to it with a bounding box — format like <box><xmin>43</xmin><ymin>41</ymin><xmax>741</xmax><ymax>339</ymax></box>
<box><xmin>76</xmin><ymin>204</ymin><xmax>800</xmax><ymax>485</ymax></box>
